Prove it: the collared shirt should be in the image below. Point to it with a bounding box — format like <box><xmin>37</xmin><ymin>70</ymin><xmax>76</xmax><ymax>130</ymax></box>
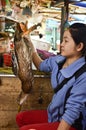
<box><xmin>39</xmin><ymin>55</ymin><xmax>86</xmax><ymax>129</ymax></box>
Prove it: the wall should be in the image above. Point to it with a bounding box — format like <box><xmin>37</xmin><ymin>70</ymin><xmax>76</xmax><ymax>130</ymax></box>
<box><xmin>0</xmin><ymin>75</ymin><xmax>53</xmax><ymax>130</ymax></box>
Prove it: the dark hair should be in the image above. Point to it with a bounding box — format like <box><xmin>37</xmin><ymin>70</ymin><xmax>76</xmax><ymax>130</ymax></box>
<box><xmin>69</xmin><ymin>23</ymin><xmax>86</xmax><ymax>56</ymax></box>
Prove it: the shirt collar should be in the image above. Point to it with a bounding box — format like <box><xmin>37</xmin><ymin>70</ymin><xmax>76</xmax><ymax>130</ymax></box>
<box><xmin>55</xmin><ymin>55</ymin><xmax>66</xmax><ymax>64</ymax></box>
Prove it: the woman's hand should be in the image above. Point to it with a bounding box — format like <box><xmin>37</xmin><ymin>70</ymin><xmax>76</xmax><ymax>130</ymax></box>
<box><xmin>22</xmin><ymin>34</ymin><xmax>42</xmax><ymax>69</ymax></box>
<box><xmin>19</xmin><ymin>22</ymin><xmax>43</xmax><ymax>69</ymax></box>
<box><xmin>57</xmin><ymin>119</ymin><xmax>71</xmax><ymax>130</ymax></box>
<box><xmin>24</xmin><ymin>34</ymin><xmax>37</xmax><ymax>53</ymax></box>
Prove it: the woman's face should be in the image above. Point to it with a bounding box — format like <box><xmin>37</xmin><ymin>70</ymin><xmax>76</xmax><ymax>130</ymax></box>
<box><xmin>60</xmin><ymin>30</ymin><xmax>81</xmax><ymax>58</ymax></box>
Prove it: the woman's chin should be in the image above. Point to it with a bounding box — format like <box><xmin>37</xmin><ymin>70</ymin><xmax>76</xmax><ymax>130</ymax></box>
<box><xmin>60</xmin><ymin>52</ymin><xmax>64</xmax><ymax>56</ymax></box>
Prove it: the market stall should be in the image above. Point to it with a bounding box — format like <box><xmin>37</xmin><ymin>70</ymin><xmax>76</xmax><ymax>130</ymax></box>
<box><xmin>0</xmin><ymin>0</ymin><xmax>86</xmax><ymax>74</ymax></box>
<box><xmin>0</xmin><ymin>0</ymin><xmax>86</xmax><ymax>130</ymax></box>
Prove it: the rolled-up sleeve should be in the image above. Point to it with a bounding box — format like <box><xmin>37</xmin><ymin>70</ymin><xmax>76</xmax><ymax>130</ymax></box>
<box><xmin>39</xmin><ymin>56</ymin><xmax>57</xmax><ymax>72</ymax></box>
<box><xmin>39</xmin><ymin>55</ymin><xmax>65</xmax><ymax>72</ymax></box>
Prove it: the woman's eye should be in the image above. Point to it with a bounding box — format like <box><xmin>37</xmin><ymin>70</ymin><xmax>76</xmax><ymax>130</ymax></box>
<box><xmin>65</xmin><ymin>40</ymin><xmax>68</xmax><ymax>43</ymax></box>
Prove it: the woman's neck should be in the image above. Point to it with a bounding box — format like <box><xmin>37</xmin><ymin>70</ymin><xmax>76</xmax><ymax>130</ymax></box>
<box><xmin>62</xmin><ymin>55</ymin><xmax>82</xmax><ymax>68</ymax></box>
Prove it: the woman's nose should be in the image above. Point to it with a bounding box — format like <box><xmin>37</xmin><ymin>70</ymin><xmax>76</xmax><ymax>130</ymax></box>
<box><xmin>61</xmin><ymin>40</ymin><xmax>64</xmax><ymax>46</ymax></box>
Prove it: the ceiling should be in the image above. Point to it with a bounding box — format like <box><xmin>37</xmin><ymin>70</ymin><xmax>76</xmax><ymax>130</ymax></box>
<box><xmin>36</xmin><ymin>1</ymin><xmax>86</xmax><ymax>22</ymax></box>
<box><xmin>0</xmin><ymin>0</ymin><xmax>86</xmax><ymax>23</ymax></box>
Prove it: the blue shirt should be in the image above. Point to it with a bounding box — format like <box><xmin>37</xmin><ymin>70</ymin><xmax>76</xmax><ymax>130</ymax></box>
<box><xmin>39</xmin><ymin>55</ymin><xmax>86</xmax><ymax>129</ymax></box>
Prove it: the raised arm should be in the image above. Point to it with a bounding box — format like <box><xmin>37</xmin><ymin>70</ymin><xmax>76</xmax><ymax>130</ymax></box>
<box><xmin>32</xmin><ymin>52</ymin><xmax>43</xmax><ymax>69</ymax></box>
<box><xmin>20</xmin><ymin>22</ymin><xmax>43</xmax><ymax>69</ymax></box>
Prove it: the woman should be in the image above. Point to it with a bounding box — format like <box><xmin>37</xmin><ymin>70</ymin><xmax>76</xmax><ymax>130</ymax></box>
<box><xmin>16</xmin><ymin>23</ymin><xmax>86</xmax><ymax>130</ymax></box>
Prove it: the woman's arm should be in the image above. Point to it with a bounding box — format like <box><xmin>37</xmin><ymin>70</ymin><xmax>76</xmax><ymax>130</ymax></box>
<box><xmin>22</xmin><ymin>32</ymin><xmax>43</xmax><ymax>69</ymax></box>
<box><xmin>20</xmin><ymin>22</ymin><xmax>43</xmax><ymax>69</ymax></box>
<box><xmin>57</xmin><ymin>119</ymin><xmax>71</xmax><ymax>130</ymax></box>
<box><xmin>32</xmin><ymin>52</ymin><xmax>43</xmax><ymax>69</ymax></box>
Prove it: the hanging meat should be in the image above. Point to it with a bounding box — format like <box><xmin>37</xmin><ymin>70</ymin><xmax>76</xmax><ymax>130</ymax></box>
<box><xmin>12</xmin><ymin>22</ymin><xmax>41</xmax><ymax>110</ymax></box>
<box><xmin>13</xmin><ymin>22</ymin><xmax>41</xmax><ymax>94</ymax></box>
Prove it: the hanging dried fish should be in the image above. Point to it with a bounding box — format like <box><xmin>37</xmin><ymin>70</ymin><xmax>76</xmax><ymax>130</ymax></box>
<box><xmin>13</xmin><ymin>23</ymin><xmax>33</xmax><ymax>93</ymax></box>
<box><xmin>13</xmin><ymin>22</ymin><xmax>41</xmax><ymax>94</ymax></box>
<box><xmin>12</xmin><ymin>22</ymin><xmax>41</xmax><ymax>111</ymax></box>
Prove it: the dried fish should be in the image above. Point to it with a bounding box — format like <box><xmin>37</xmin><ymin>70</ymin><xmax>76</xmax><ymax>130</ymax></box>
<box><xmin>13</xmin><ymin>22</ymin><xmax>34</xmax><ymax>94</ymax></box>
<box><xmin>12</xmin><ymin>23</ymin><xmax>41</xmax><ymax>109</ymax></box>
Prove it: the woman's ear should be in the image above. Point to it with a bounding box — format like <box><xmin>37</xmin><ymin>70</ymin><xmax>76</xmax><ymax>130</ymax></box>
<box><xmin>77</xmin><ymin>42</ymin><xmax>84</xmax><ymax>52</ymax></box>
